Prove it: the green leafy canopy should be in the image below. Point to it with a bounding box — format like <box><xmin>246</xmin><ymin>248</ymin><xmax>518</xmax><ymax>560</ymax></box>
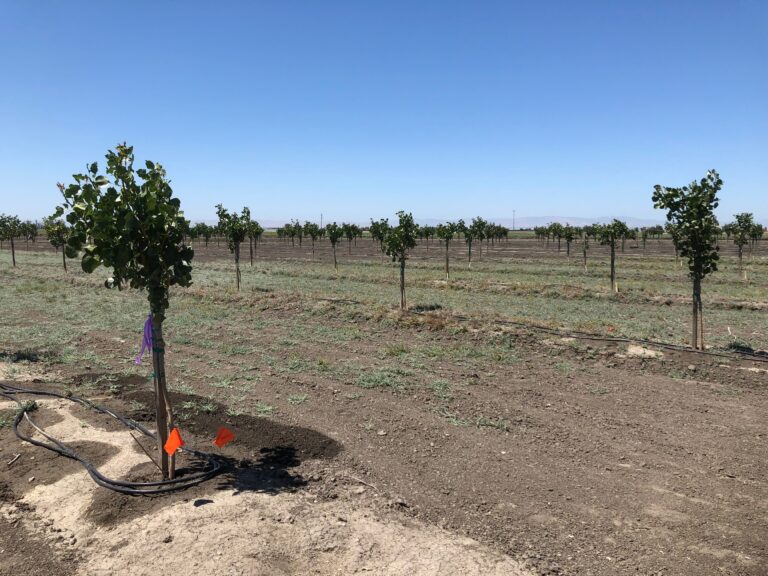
<box><xmin>652</xmin><ymin>170</ymin><xmax>721</xmax><ymax>281</ymax></box>
<box><xmin>55</xmin><ymin>143</ymin><xmax>193</xmax><ymax>318</ymax></box>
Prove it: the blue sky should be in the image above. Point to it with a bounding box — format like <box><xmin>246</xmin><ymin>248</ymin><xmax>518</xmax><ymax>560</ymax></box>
<box><xmin>1</xmin><ymin>1</ymin><xmax>765</xmax><ymax>225</ymax></box>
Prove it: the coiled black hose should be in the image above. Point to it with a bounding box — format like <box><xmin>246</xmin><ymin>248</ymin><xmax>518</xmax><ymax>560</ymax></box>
<box><xmin>0</xmin><ymin>382</ymin><xmax>224</xmax><ymax>495</ymax></box>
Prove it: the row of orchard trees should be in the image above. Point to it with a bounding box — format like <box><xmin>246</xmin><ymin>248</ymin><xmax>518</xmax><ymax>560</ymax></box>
<box><xmin>3</xmin><ymin>141</ymin><xmax>765</xmax><ymax>479</ymax></box>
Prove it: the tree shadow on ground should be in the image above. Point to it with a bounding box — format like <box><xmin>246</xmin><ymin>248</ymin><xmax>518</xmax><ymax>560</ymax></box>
<box><xmin>81</xmin><ymin>384</ymin><xmax>342</xmax><ymax>526</ymax></box>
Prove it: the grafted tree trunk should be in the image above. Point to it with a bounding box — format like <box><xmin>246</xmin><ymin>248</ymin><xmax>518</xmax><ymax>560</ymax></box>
<box><xmin>151</xmin><ymin>315</ymin><xmax>175</xmax><ymax>479</ymax></box>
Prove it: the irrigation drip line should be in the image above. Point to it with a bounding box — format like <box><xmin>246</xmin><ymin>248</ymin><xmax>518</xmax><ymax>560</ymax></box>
<box><xmin>415</xmin><ymin>311</ymin><xmax>768</xmax><ymax>364</ymax></box>
<box><xmin>0</xmin><ymin>382</ymin><xmax>224</xmax><ymax>495</ymax></box>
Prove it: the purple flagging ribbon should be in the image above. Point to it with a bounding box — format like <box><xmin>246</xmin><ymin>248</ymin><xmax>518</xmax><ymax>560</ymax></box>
<box><xmin>134</xmin><ymin>315</ymin><xmax>153</xmax><ymax>365</ymax></box>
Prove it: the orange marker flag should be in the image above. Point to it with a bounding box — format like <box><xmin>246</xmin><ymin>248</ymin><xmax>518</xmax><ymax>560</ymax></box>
<box><xmin>164</xmin><ymin>427</ymin><xmax>184</xmax><ymax>455</ymax></box>
<box><xmin>213</xmin><ymin>426</ymin><xmax>235</xmax><ymax>448</ymax></box>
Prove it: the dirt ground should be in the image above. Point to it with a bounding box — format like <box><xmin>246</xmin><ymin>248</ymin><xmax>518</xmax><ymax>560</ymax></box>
<box><xmin>1</xmin><ymin>321</ymin><xmax>766</xmax><ymax>575</ymax></box>
<box><xmin>0</xmin><ymin>237</ymin><xmax>766</xmax><ymax>575</ymax></box>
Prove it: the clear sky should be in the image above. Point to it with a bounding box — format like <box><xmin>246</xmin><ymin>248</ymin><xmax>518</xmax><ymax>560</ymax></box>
<box><xmin>1</xmin><ymin>1</ymin><xmax>765</xmax><ymax>225</ymax></box>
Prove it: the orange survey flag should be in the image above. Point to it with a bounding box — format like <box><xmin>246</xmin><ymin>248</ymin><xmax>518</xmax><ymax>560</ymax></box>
<box><xmin>164</xmin><ymin>428</ymin><xmax>184</xmax><ymax>455</ymax></box>
<box><xmin>213</xmin><ymin>426</ymin><xmax>235</xmax><ymax>448</ymax></box>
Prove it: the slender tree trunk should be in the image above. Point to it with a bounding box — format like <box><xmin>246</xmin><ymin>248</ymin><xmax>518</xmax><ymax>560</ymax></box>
<box><xmin>738</xmin><ymin>246</ymin><xmax>746</xmax><ymax>280</ymax></box>
<box><xmin>566</xmin><ymin>241</ymin><xmax>571</xmax><ymax>258</ymax></box>
<box><xmin>691</xmin><ymin>277</ymin><xmax>703</xmax><ymax>350</ymax></box>
<box><xmin>311</xmin><ymin>239</ymin><xmax>315</xmax><ymax>260</ymax></box>
<box><xmin>333</xmin><ymin>244</ymin><xmax>338</xmax><ymax>272</ymax></box>
<box><xmin>610</xmin><ymin>241</ymin><xmax>617</xmax><ymax>293</ymax></box>
<box><xmin>62</xmin><ymin>250</ymin><xmax>67</xmax><ymax>273</ymax></box>
<box><xmin>557</xmin><ymin>237</ymin><xmax>561</xmax><ymax>252</ymax></box>
<box><xmin>399</xmin><ymin>258</ymin><xmax>406</xmax><ymax>310</ymax></box>
<box><xmin>467</xmin><ymin>241</ymin><xmax>472</xmax><ymax>269</ymax></box>
<box><xmin>151</xmin><ymin>314</ymin><xmax>174</xmax><ymax>479</ymax></box>
<box><xmin>445</xmin><ymin>241</ymin><xmax>450</xmax><ymax>280</ymax></box>
<box><xmin>582</xmin><ymin>244</ymin><xmax>587</xmax><ymax>271</ymax></box>
<box><xmin>348</xmin><ymin>239</ymin><xmax>352</xmax><ymax>256</ymax></box>
<box><xmin>10</xmin><ymin>238</ymin><xmax>16</xmax><ymax>267</ymax></box>
<box><xmin>249</xmin><ymin>238</ymin><xmax>254</xmax><ymax>266</ymax></box>
<box><xmin>234</xmin><ymin>242</ymin><xmax>241</xmax><ymax>291</ymax></box>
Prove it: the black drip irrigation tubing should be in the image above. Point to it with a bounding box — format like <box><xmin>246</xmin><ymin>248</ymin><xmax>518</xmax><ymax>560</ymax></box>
<box><xmin>0</xmin><ymin>382</ymin><xmax>224</xmax><ymax>495</ymax></box>
<box><xmin>413</xmin><ymin>311</ymin><xmax>768</xmax><ymax>364</ymax></box>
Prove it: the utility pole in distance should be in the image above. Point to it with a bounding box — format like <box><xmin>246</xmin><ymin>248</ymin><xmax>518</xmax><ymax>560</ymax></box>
<box><xmin>513</xmin><ymin>210</ymin><xmax>515</xmax><ymax>231</ymax></box>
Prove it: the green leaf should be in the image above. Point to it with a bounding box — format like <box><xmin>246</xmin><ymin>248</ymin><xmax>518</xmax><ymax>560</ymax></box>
<box><xmin>81</xmin><ymin>253</ymin><xmax>101</xmax><ymax>273</ymax></box>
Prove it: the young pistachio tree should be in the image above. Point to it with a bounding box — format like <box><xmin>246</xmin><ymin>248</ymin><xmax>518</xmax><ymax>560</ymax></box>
<box><xmin>469</xmin><ymin>217</ymin><xmax>487</xmax><ymax>262</ymax></box>
<box><xmin>421</xmin><ymin>225</ymin><xmax>435</xmax><ymax>251</ymax></box>
<box><xmin>549</xmin><ymin>222</ymin><xmax>564</xmax><ymax>252</ymax></box>
<box><xmin>342</xmin><ymin>223</ymin><xmax>358</xmax><ymax>255</ymax></box>
<box><xmin>56</xmin><ymin>144</ymin><xmax>193</xmax><ymax>479</ymax></box>
<box><xmin>42</xmin><ymin>215</ymin><xmax>70</xmax><ymax>271</ymax></box>
<box><xmin>369</xmin><ymin>218</ymin><xmax>389</xmax><ymax>260</ymax></box>
<box><xmin>22</xmin><ymin>221</ymin><xmax>38</xmax><ymax>249</ymax></box>
<box><xmin>580</xmin><ymin>226</ymin><xmax>591</xmax><ymax>271</ymax></box>
<box><xmin>653</xmin><ymin>170</ymin><xmax>722</xmax><ymax>350</ymax></box>
<box><xmin>724</xmin><ymin>213</ymin><xmax>754</xmax><ymax>280</ymax></box>
<box><xmin>325</xmin><ymin>222</ymin><xmax>344</xmax><ymax>271</ymax></box>
<box><xmin>216</xmin><ymin>204</ymin><xmax>250</xmax><ymax>291</ymax></box>
<box><xmin>192</xmin><ymin>222</ymin><xmax>212</xmax><ymax>247</ymax></box>
<box><xmin>597</xmin><ymin>219</ymin><xmax>629</xmax><ymax>293</ymax></box>
<box><xmin>247</xmin><ymin>219</ymin><xmax>264</xmax><ymax>266</ymax></box>
<box><xmin>436</xmin><ymin>222</ymin><xmax>458</xmax><ymax>280</ymax></box>
<box><xmin>384</xmin><ymin>211</ymin><xmax>419</xmax><ymax>310</ymax></box>
<box><xmin>303</xmin><ymin>221</ymin><xmax>322</xmax><ymax>259</ymax></box>
<box><xmin>563</xmin><ymin>224</ymin><xmax>576</xmax><ymax>258</ymax></box>
<box><xmin>0</xmin><ymin>214</ymin><xmax>21</xmax><ymax>267</ymax></box>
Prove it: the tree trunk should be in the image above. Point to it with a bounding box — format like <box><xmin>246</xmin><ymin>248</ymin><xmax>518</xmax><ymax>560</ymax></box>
<box><xmin>738</xmin><ymin>246</ymin><xmax>746</xmax><ymax>280</ymax></box>
<box><xmin>311</xmin><ymin>240</ymin><xmax>315</xmax><ymax>260</ymax></box>
<box><xmin>234</xmin><ymin>241</ymin><xmax>241</xmax><ymax>291</ymax></box>
<box><xmin>691</xmin><ymin>277</ymin><xmax>704</xmax><ymax>350</ymax></box>
<box><xmin>399</xmin><ymin>258</ymin><xmax>406</xmax><ymax>310</ymax></box>
<box><xmin>62</xmin><ymin>250</ymin><xmax>67</xmax><ymax>273</ymax></box>
<box><xmin>10</xmin><ymin>237</ymin><xmax>16</xmax><ymax>267</ymax></box>
<box><xmin>348</xmin><ymin>239</ymin><xmax>352</xmax><ymax>256</ymax></box>
<box><xmin>582</xmin><ymin>245</ymin><xmax>587</xmax><ymax>271</ymax></box>
<box><xmin>444</xmin><ymin>241</ymin><xmax>450</xmax><ymax>280</ymax></box>
<box><xmin>151</xmin><ymin>315</ymin><xmax>174</xmax><ymax>479</ymax></box>
<box><xmin>610</xmin><ymin>241</ymin><xmax>617</xmax><ymax>293</ymax></box>
<box><xmin>467</xmin><ymin>241</ymin><xmax>472</xmax><ymax>269</ymax></box>
<box><xmin>557</xmin><ymin>238</ymin><xmax>561</xmax><ymax>252</ymax></box>
<box><xmin>333</xmin><ymin>244</ymin><xmax>338</xmax><ymax>272</ymax></box>
<box><xmin>249</xmin><ymin>238</ymin><xmax>254</xmax><ymax>266</ymax></box>
<box><xmin>566</xmin><ymin>241</ymin><xmax>571</xmax><ymax>258</ymax></box>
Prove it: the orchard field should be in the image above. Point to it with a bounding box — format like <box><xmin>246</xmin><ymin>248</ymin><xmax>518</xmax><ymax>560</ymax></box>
<box><xmin>1</xmin><ymin>233</ymin><xmax>766</xmax><ymax>576</ymax></box>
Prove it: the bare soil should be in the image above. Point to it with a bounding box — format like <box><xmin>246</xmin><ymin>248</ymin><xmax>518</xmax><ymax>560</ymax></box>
<box><xmin>0</xmin><ymin>237</ymin><xmax>766</xmax><ymax>575</ymax></box>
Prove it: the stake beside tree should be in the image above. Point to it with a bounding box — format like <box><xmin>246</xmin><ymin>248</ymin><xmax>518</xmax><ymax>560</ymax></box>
<box><xmin>653</xmin><ymin>170</ymin><xmax>722</xmax><ymax>350</ymax></box>
<box><xmin>56</xmin><ymin>143</ymin><xmax>193</xmax><ymax>479</ymax></box>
